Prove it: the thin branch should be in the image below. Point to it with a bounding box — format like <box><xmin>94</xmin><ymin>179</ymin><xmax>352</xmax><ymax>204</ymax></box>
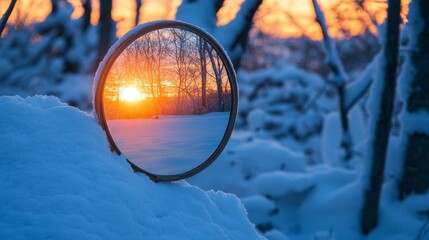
<box><xmin>312</xmin><ymin>0</ymin><xmax>354</xmax><ymax>162</ymax></box>
<box><xmin>0</xmin><ymin>0</ymin><xmax>18</xmax><ymax>37</ymax></box>
<box><xmin>312</xmin><ymin>0</ymin><xmax>348</xmax><ymax>86</ymax></box>
<box><xmin>219</xmin><ymin>0</ymin><xmax>263</xmax><ymax>69</ymax></box>
<box><xmin>283</xmin><ymin>9</ymin><xmax>310</xmax><ymax>38</ymax></box>
<box><xmin>344</xmin><ymin>54</ymin><xmax>378</xmax><ymax>110</ymax></box>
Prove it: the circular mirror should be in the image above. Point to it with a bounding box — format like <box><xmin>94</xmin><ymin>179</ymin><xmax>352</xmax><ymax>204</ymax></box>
<box><xmin>94</xmin><ymin>21</ymin><xmax>238</xmax><ymax>182</ymax></box>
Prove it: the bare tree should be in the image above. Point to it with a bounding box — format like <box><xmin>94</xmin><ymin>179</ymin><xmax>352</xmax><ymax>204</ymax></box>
<box><xmin>198</xmin><ymin>37</ymin><xmax>208</xmax><ymax>109</ymax></box>
<box><xmin>0</xmin><ymin>0</ymin><xmax>18</xmax><ymax>36</ymax></box>
<box><xmin>360</xmin><ymin>0</ymin><xmax>401</xmax><ymax>234</ymax></box>
<box><xmin>168</xmin><ymin>29</ymin><xmax>201</xmax><ymax>113</ymax></box>
<box><xmin>103</xmin><ymin>27</ymin><xmax>231</xmax><ymax>118</ymax></box>
<box><xmin>207</xmin><ymin>45</ymin><xmax>225</xmax><ymax>112</ymax></box>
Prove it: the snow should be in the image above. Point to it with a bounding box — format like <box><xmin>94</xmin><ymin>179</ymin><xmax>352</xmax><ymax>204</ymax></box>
<box><xmin>344</xmin><ymin>55</ymin><xmax>378</xmax><ymax>110</ymax></box>
<box><xmin>395</xmin><ymin>0</ymin><xmax>429</xmax><ymax>178</ymax></box>
<box><xmin>176</xmin><ymin>1</ymin><xmax>218</xmax><ymax>31</ymax></box>
<box><xmin>3</xmin><ymin>1</ymin><xmax>429</xmax><ymax>239</ymax></box>
<box><xmin>176</xmin><ymin>0</ymin><xmax>261</xmax><ymax>65</ymax></box>
<box><xmin>252</xmin><ymin>172</ymin><xmax>314</xmax><ymax>198</ymax></box>
<box><xmin>107</xmin><ymin>112</ymin><xmax>229</xmax><ymax>175</ymax></box>
<box><xmin>264</xmin><ymin>230</ymin><xmax>289</xmax><ymax>240</ymax></box>
<box><xmin>321</xmin><ymin>106</ymin><xmax>366</xmax><ymax>167</ymax></box>
<box><xmin>216</xmin><ymin>0</ymin><xmax>261</xmax><ymax>58</ymax></box>
<box><xmin>0</xmin><ymin>3</ymin><xmax>98</xmax><ymax>111</ymax></box>
<box><xmin>247</xmin><ymin>109</ymin><xmax>266</xmax><ymax>131</ymax></box>
<box><xmin>189</xmin><ymin>129</ymin><xmax>428</xmax><ymax>240</ymax></box>
<box><xmin>241</xmin><ymin>195</ymin><xmax>277</xmax><ymax>226</ymax></box>
<box><xmin>0</xmin><ymin>95</ymin><xmax>264</xmax><ymax>240</ymax></box>
<box><xmin>399</xmin><ymin>110</ymin><xmax>429</xmax><ymax>135</ymax></box>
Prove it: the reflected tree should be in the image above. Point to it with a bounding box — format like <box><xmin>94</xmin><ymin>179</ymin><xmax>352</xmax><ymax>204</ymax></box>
<box><xmin>103</xmin><ymin>28</ymin><xmax>231</xmax><ymax>120</ymax></box>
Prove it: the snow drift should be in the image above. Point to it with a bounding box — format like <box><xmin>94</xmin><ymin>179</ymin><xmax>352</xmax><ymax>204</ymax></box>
<box><xmin>0</xmin><ymin>95</ymin><xmax>263</xmax><ymax>240</ymax></box>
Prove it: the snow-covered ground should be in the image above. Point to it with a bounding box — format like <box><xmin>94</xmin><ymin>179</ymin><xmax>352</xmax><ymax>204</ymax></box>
<box><xmin>107</xmin><ymin>112</ymin><xmax>229</xmax><ymax>175</ymax></box>
<box><xmin>0</xmin><ymin>96</ymin><xmax>263</xmax><ymax>240</ymax></box>
<box><xmin>188</xmin><ymin>130</ymin><xmax>429</xmax><ymax>240</ymax></box>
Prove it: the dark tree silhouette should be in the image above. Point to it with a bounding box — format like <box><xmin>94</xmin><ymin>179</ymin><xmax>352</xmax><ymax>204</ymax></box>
<box><xmin>360</xmin><ymin>0</ymin><xmax>401</xmax><ymax>235</ymax></box>
<box><xmin>135</xmin><ymin>0</ymin><xmax>142</xmax><ymax>26</ymax></box>
<box><xmin>398</xmin><ymin>0</ymin><xmax>429</xmax><ymax>200</ymax></box>
<box><xmin>199</xmin><ymin>37</ymin><xmax>208</xmax><ymax>109</ymax></box>
<box><xmin>93</xmin><ymin>0</ymin><xmax>114</xmax><ymax>73</ymax></box>
<box><xmin>81</xmin><ymin>0</ymin><xmax>91</xmax><ymax>31</ymax></box>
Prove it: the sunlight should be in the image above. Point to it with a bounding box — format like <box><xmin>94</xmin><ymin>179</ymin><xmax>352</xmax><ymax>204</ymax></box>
<box><xmin>1</xmin><ymin>0</ymin><xmax>410</xmax><ymax>40</ymax></box>
<box><xmin>119</xmin><ymin>86</ymin><xmax>146</xmax><ymax>102</ymax></box>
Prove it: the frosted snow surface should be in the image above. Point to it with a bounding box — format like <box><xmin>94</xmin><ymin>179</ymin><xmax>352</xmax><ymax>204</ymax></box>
<box><xmin>0</xmin><ymin>96</ymin><xmax>263</xmax><ymax>240</ymax></box>
<box><xmin>107</xmin><ymin>112</ymin><xmax>229</xmax><ymax>175</ymax></box>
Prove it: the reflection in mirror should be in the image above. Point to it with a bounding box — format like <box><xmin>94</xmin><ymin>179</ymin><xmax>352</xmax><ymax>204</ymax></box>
<box><xmin>103</xmin><ymin>27</ymin><xmax>232</xmax><ymax>176</ymax></box>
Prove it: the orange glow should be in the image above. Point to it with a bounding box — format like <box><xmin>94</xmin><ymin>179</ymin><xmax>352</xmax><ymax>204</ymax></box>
<box><xmin>0</xmin><ymin>0</ymin><xmax>411</xmax><ymax>40</ymax></box>
<box><xmin>119</xmin><ymin>86</ymin><xmax>146</xmax><ymax>102</ymax></box>
<box><xmin>102</xmin><ymin>27</ymin><xmax>231</xmax><ymax>120</ymax></box>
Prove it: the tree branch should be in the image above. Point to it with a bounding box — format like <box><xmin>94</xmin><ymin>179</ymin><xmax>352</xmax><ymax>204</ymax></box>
<box><xmin>344</xmin><ymin>54</ymin><xmax>378</xmax><ymax>110</ymax></box>
<box><xmin>312</xmin><ymin>0</ymin><xmax>353</xmax><ymax>162</ymax></box>
<box><xmin>312</xmin><ymin>0</ymin><xmax>348</xmax><ymax>86</ymax></box>
<box><xmin>219</xmin><ymin>0</ymin><xmax>262</xmax><ymax>68</ymax></box>
<box><xmin>0</xmin><ymin>0</ymin><xmax>18</xmax><ymax>37</ymax></box>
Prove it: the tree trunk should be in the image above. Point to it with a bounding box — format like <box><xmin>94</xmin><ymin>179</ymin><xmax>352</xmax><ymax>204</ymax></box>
<box><xmin>82</xmin><ymin>0</ymin><xmax>92</xmax><ymax>31</ymax></box>
<box><xmin>93</xmin><ymin>0</ymin><xmax>113</xmax><ymax>73</ymax></box>
<box><xmin>176</xmin><ymin>0</ymin><xmax>262</xmax><ymax>70</ymax></box>
<box><xmin>225</xmin><ymin>0</ymin><xmax>262</xmax><ymax>69</ymax></box>
<box><xmin>135</xmin><ymin>0</ymin><xmax>142</xmax><ymax>26</ymax></box>
<box><xmin>360</xmin><ymin>0</ymin><xmax>401</xmax><ymax>235</ymax></box>
<box><xmin>207</xmin><ymin>47</ymin><xmax>224</xmax><ymax>111</ymax></box>
<box><xmin>199</xmin><ymin>37</ymin><xmax>207</xmax><ymax>109</ymax></box>
<box><xmin>398</xmin><ymin>0</ymin><xmax>429</xmax><ymax>199</ymax></box>
<box><xmin>51</xmin><ymin>0</ymin><xmax>59</xmax><ymax>13</ymax></box>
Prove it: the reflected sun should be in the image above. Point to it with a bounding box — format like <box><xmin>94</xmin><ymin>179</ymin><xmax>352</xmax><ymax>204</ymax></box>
<box><xmin>119</xmin><ymin>86</ymin><xmax>146</xmax><ymax>102</ymax></box>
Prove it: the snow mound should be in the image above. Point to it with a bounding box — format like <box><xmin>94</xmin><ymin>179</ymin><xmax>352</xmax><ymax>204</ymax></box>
<box><xmin>235</xmin><ymin>139</ymin><xmax>306</xmax><ymax>177</ymax></box>
<box><xmin>0</xmin><ymin>96</ymin><xmax>263</xmax><ymax>240</ymax></box>
<box><xmin>253</xmin><ymin>171</ymin><xmax>314</xmax><ymax>198</ymax></box>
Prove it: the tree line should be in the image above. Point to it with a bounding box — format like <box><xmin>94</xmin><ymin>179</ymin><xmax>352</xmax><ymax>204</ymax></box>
<box><xmin>103</xmin><ymin>28</ymin><xmax>231</xmax><ymax>119</ymax></box>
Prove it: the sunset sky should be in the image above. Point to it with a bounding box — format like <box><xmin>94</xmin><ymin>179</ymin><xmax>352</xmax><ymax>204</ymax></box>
<box><xmin>1</xmin><ymin>0</ymin><xmax>409</xmax><ymax>39</ymax></box>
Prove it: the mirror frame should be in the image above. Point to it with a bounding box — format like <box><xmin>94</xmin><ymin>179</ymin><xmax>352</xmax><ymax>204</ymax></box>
<box><xmin>94</xmin><ymin>20</ymin><xmax>238</xmax><ymax>182</ymax></box>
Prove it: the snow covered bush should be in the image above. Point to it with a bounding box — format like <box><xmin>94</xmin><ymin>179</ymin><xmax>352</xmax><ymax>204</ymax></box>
<box><xmin>0</xmin><ymin>2</ymin><xmax>97</xmax><ymax>110</ymax></box>
<box><xmin>0</xmin><ymin>95</ymin><xmax>264</xmax><ymax>240</ymax></box>
<box><xmin>237</xmin><ymin>65</ymin><xmax>336</xmax><ymax>164</ymax></box>
<box><xmin>189</xmin><ymin>131</ymin><xmax>429</xmax><ymax>240</ymax></box>
<box><xmin>241</xmin><ymin>29</ymin><xmax>380</xmax><ymax>77</ymax></box>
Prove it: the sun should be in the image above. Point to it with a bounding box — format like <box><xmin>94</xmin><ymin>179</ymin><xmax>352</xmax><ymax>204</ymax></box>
<box><xmin>119</xmin><ymin>86</ymin><xmax>146</xmax><ymax>102</ymax></box>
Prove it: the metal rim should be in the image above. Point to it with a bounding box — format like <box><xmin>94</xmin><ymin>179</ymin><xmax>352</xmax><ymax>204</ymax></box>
<box><xmin>94</xmin><ymin>20</ymin><xmax>238</xmax><ymax>182</ymax></box>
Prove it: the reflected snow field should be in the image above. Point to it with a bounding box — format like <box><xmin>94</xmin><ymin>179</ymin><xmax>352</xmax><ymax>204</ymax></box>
<box><xmin>107</xmin><ymin>112</ymin><xmax>229</xmax><ymax>175</ymax></box>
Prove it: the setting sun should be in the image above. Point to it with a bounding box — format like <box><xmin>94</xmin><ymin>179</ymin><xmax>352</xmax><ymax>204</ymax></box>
<box><xmin>119</xmin><ymin>86</ymin><xmax>146</xmax><ymax>102</ymax></box>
